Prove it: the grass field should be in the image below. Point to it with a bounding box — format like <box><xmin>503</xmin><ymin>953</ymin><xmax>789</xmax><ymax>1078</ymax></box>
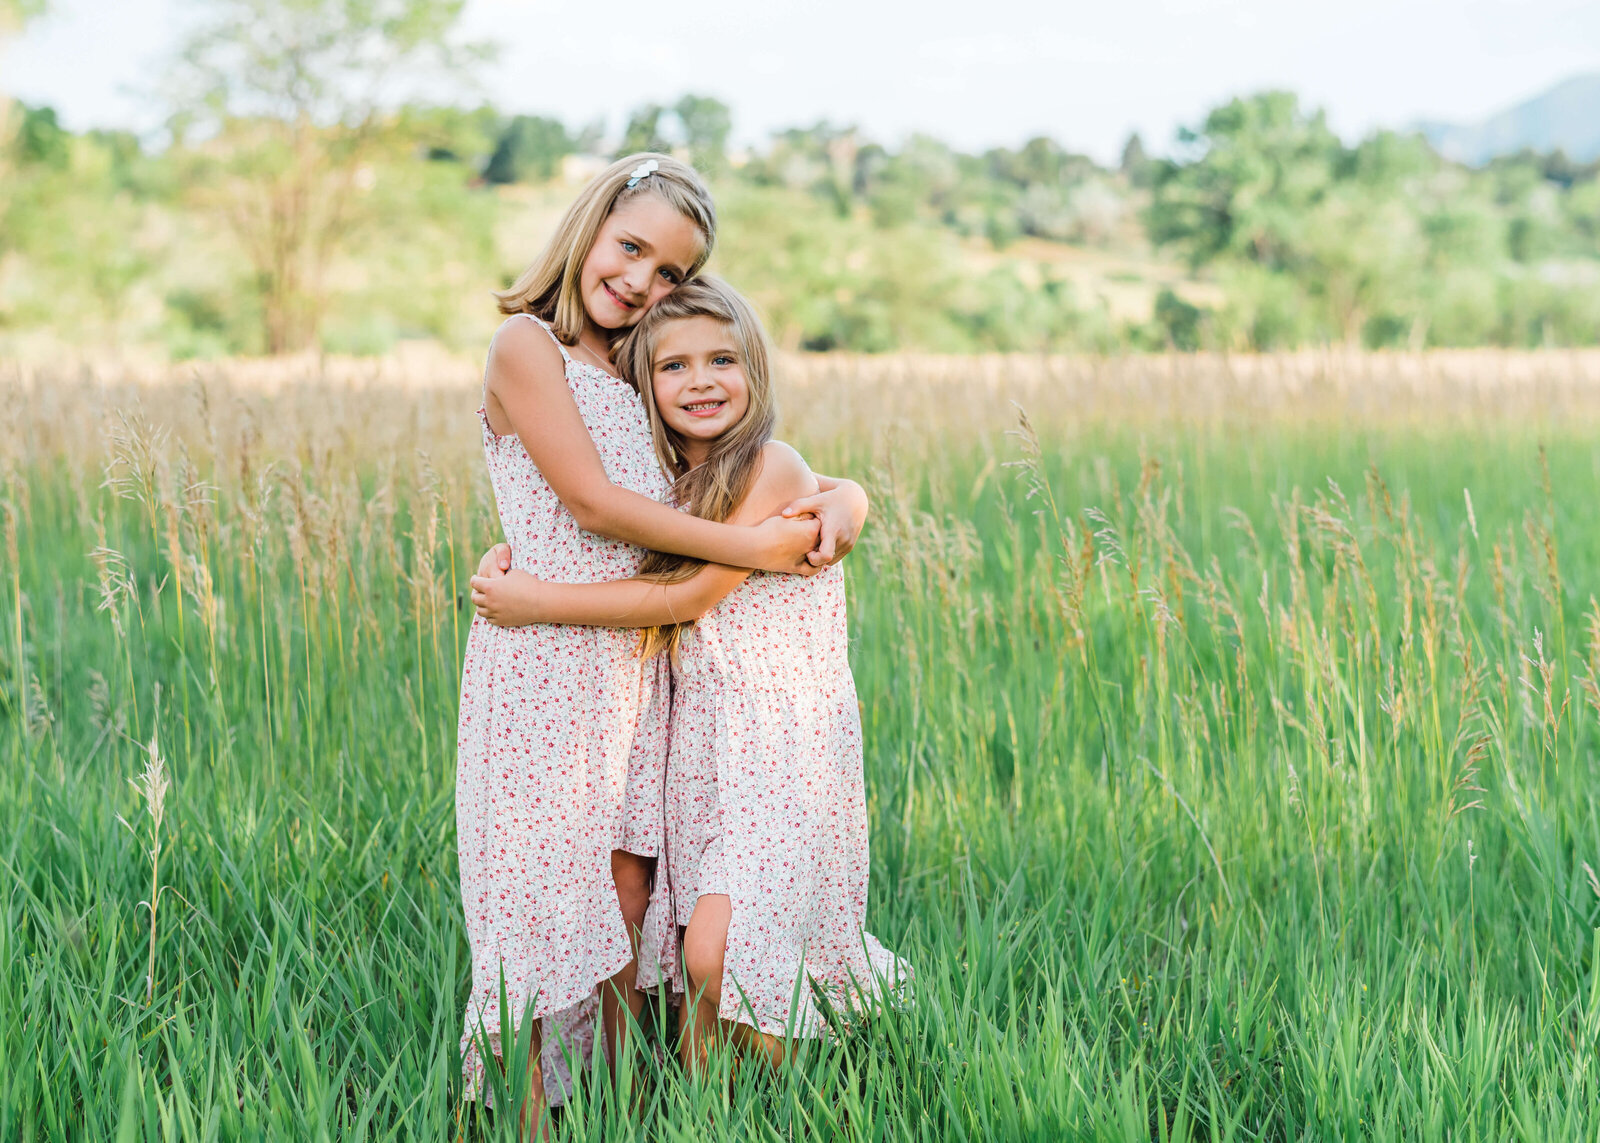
<box><xmin>4</xmin><ymin>348</ymin><xmax>1600</xmax><ymax>1141</ymax></box>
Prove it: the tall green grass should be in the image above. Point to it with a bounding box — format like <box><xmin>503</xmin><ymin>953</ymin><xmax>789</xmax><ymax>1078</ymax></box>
<box><xmin>3</xmin><ymin>353</ymin><xmax>1599</xmax><ymax>1140</ymax></box>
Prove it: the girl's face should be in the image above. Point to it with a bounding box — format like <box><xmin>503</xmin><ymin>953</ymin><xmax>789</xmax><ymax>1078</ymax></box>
<box><xmin>650</xmin><ymin>315</ymin><xmax>751</xmax><ymax>465</ymax></box>
<box><xmin>579</xmin><ymin>195</ymin><xmax>703</xmax><ymax>331</ymax></box>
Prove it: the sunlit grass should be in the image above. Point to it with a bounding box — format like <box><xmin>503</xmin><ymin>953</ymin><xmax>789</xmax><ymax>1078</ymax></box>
<box><xmin>3</xmin><ymin>349</ymin><xmax>1599</xmax><ymax>1140</ymax></box>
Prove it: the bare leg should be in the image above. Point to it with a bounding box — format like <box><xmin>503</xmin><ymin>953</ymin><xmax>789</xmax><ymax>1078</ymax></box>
<box><xmin>603</xmin><ymin>850</ymin><xmax>655</xmax><ymax>1069</ymax></box>
<box><xmin>730</xmin><ymin>1020</ymin><xmax>787</xmax><ymax>1069</ymax></box>
<box><xmin>679</xmin><ymin>895</ymin><xmax>788</xmax><ymax>1073</ymax></box>
<box><xmin>679</xmin><ymin>894</ymin><xmax>731</xmax><ymax>1074</ymax></box>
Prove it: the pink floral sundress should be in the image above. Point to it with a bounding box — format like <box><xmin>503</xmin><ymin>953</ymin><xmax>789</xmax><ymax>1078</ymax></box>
<box><xmin>455</xmin><ymin>315</ymin><xmax>670</xmax><ymax>1103</ymax></box>
<box><xmin>639</xmin><ymin>564</ymin><xmax>909</xmax><ymax>1036</ymax></box>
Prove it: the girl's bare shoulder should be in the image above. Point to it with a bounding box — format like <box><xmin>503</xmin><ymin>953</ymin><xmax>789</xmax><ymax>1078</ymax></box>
<box><xmin>486</xmin><ymin>315</ymin><xmax>566</xmax><ymax>388</ymax></box>
<box><xmin>754</xmin><ymin>440</ymin><xmax>820</xmax><ymax>501</ymax></box>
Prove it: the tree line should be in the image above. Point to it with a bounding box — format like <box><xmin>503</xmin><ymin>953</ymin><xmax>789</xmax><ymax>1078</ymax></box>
<box><xmin>2</xmin><ymin>0</ymin><xmax>1597</xmax><ymax>356</ymax></box>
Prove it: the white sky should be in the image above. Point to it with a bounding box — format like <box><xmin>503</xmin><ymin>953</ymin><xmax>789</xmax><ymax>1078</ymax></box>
<box><xmin>4</xmin><ymin>0</ymin><xmax>1599</xmax><ymax>162</ymax></box>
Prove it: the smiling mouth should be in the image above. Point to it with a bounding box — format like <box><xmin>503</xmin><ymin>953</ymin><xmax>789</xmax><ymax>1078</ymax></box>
<box><xmin>681</xmin><ymin>400</ymin><xmax>726</xmax><ymax>417</ymax></box>
<box><xmin>602</xmin><ymin>282</ymin><xmax>638</xmax><ymax>310</ymax></box>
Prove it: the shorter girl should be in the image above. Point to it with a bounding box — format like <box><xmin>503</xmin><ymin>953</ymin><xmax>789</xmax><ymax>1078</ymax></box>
<box><xmin>471</xmin><ymin>277</ymin><xmax>907</xmax><ymax>1066</ymax></box>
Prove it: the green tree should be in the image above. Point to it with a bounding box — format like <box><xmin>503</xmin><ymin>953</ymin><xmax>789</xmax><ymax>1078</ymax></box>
<box><xmin>164</xmin><ymin>0</ymin><xmax>490</xmax><ymax>352</ymax></box>
<box><xmin>674</xmin><ymin>94</ymin><xmax>731</xmax><ymax>177</ymax></box>
<box><xmin>13</xmin><ymin>103</ymin><xmax>68</xmax><ymax>168</ymax></box>
<box><xmin>397</xmin><ymin>103</ymin><xmax>501</xmax><ymax>167</ymax></box>
<box><xmin>483</xmin><ymin>114</ymin><xmax>572</xmax><ymax>184</ymax></box>
<box><xmin>1147</xmin><ymin>91</ymin><xmax>1342</xmax><ymax>271</ymax></box>
<box><xmin>2</xmin><ymin>124</ymin><xmax>157</xmax><ymax>342</ymax></box>
<box><xmin>1302</xmin><ymin>184</ymin><xmax>1425</xmax><ymax>345</ymax></box>
<box><xmin>989</xmin><ymin>136</ymin><xmax>1094</xmax><ymax>189</ymax></box>
<box><xmin>1119</xmin><ymin>131</ymin><xmax>1153</xmax><ymax>188</ymax></box>
<box><xmin>1150</xmin><ymin>287</ymin><xmax>1205</xmax><ymax>350</ymax></box>
<box><xmin>1</xmin><ymin>1</ymin><xmax>54</xmax><ymax>247</ymax></box>
<box><xmin>618</xmin><ymin>104</ymin><xmax>669</xmax><ymax>156</ymax></box>
<box><xmin>897</xmin><ymin>134</ymin><xmax>960</xmax><ymax>208</ymax></box>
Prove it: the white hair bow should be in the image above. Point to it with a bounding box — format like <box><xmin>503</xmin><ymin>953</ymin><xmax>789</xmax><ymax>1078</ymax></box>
<box><xmin>626</xmin><ymin>159</ymin><xmax>660</xmax><ymax>188</ymax></box>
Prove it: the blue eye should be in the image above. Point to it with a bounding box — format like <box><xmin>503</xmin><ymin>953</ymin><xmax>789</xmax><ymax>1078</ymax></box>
<box><xmin>659</xmin><ymin>361</ymin><xmax>683</xmax><ymax>371</ymax></box>
<box><xmin>713</xmin><ymin>355</ymin><xmax>734</xmax><ymax>365</ymax></box>
<box><xmin>659</xmin><ymin>268</ymin><xmax>680</xmax><ymax>283</ymax></box>
<box><xmin>621</xmin><ymin>241</ymin><xmax>639</xmax><ymax>254</ymax></box>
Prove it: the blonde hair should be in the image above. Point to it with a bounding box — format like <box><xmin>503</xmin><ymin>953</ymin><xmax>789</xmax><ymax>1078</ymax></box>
<box><xmin>494</xmin><ymin>153</ymin><xmax>717</xmax><ymax>348</ymax></box>
<box><xmin>615</xmin><ymin>276</ymin><xmax>777</xmax><ymax>660</ymax></box>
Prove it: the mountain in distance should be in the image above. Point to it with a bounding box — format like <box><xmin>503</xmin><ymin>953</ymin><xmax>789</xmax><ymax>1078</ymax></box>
<box><xmin>1414</xmin><ymin>72</ymin><xmax>1600</xmax><ymax>165</ymax></box>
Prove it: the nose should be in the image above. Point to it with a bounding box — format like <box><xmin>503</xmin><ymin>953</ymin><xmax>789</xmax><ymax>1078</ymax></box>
<box><xmin>620</xmin><ymin>266</ymin><xmax>651</xmax><ymax>300</ymax></box>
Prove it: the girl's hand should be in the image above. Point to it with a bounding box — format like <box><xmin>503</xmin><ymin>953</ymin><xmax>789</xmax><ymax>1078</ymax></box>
<box><xmin>750</xmin><ymin>513</ymin><xmax>825</xmax><ymax>575</ymax></box>
<box><xmin>782</xmin><ymin>479</ymin><xmax>869</xmax><ymax>566</ymax></box>
<box><xmin>470</xmin><ymin>569</ymin><xmax>544</xmax><ymax>626</ymax></box>
<box><xmin>475</xmin><ymin>542</ymin><xmax>512</xmax><ymax>579</ymax></box>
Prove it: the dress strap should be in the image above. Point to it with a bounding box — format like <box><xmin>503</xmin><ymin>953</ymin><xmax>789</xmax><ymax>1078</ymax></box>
<box><xmin>515</xmin><ymin>313</ymin><xmax>573</xmax><ymax>365</ymax></box>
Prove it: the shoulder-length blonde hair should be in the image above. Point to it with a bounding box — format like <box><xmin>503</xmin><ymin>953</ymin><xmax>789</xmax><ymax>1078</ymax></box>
<box><xmin>614</xmin><ymin>276</ymin><xmax>777</xmax><ymax>660</ymax></box>
<box><xmin>494</xmin><ymin>153</ymin><xmax>717</xmax><ymax>349</ymax></box>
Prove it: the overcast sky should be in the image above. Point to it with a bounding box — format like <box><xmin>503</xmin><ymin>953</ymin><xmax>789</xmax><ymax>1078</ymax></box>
<box><xmin>4</xmin><ymin>0</ymin><xmax>1599</xmax><ymax>162</ymax></box>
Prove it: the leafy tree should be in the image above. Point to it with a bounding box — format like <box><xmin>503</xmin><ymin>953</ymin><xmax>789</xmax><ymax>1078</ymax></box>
<box><xmin>1147</xmin><ymin>92</ymin><xmax>1342</xmax><ymax>271</ymax></box>
<box><xmin>14</xmin><ymin>104</ymin><xmax>68</xmax><ymax>168</ymax></box>
<box><xmin>8</xmin><ymin>67</ymin><xmax>1600</xmax><ymax>356</ymax></box>
<box><xmin>1302</xmin><ymin>184</ymin><xmax>1424</xmax><ymax>344</ymax></box>
<box><xmin>618</xmin><ymin>104</ymin><xmax>670</xmax><ymax>156</ymax></box>
<box><xmin>1535</xmin><ymin>148</ymin><xmax>1600</xmax><ymax>189</ymax></box>
<box><xmin>1119</xmin><ymin>131</ymin><xmax>1153</xmax><ymax>188</ymax></box>
<box><xmin>571</xmin><ymin>120</ymin><xmax>605</xmax><ymax>155</ymax></box>
<box><xmin>896</xmin><ymin>134</ymin><xmax>960</xmax><ymax>206</ymax></box>
<box><xmin>1151</xmin><ymin>287</ymin><xmax>1205</xmax><ymax>350</ymax></box>
<box><xmin>163</xmin><ymin>0</ymin><xmax>489</xmax><ymax>352</ymax></box>
<box><xmin>324</xmin><ymin>128</ymin><xmax>499</xmax><ymax>352</ymax></box>
<box><xmin>396</xmin><ymin>104</ymin><xmax>501</xmax><ymax>167</ymax></box>
<box><xmin>0</xmin><ymin>0</ymin><xmax>55</xmax><ymax>256</ymax></box>
<box><xmin>953</xmin><ymin>265</ymin><xmax>1099</xmax><ymax>351</ymax></box>
<box><xmin>484</xmin><ymin>115</ymin><xmax>572</xmax><ymax>184</ymax></box>
<box><xmin>1144</xmin><ymin>92</ymin><xmax>1448</xmax><ymax>347</ymax></box>
<box><xmin>1562</xmin><ymin>177</ymin><xmax>1600</xmax><ymax>255</ymax></box>
<box><xmin>674</xmin><ymin>94</ymin><xmax>731</xmax><ymax>177</ymax></box>
<box><xmin>2</xmin><ymin>126</ymin><xmax>156</xmax><ymax>341</ymax></box>
<box><xmin>712</xmin><ymin>184</ymin><xmax>964</xmax><ymax>351</ymax></box>
<box><xmin>989</xmin><ymin>136</ymin><xmax>1093</xmax><ymax>189</ymax></box>
<box><xmin>865</xmin><ymin>174</ymin><xmax>918</xmax><ymax>229</ymax></box>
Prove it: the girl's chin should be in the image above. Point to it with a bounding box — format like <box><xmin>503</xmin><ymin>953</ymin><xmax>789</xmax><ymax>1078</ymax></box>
<box><xmin>667</xmin><ymin>424</ymin><xmax>722</xmax><ymax>440</ymax></box>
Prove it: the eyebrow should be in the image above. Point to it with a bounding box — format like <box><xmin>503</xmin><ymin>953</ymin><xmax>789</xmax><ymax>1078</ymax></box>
<box><xmin>654</xmin><ymin>345</ymin><xmax>740</xmax><ymax>365</ymax></box>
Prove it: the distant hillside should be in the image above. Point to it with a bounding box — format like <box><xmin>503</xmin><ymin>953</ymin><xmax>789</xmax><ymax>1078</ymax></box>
<box><xmin>1416</xmin><ymin>73</ymin><xmax>1600</xmax><ymax>164</ymax></box>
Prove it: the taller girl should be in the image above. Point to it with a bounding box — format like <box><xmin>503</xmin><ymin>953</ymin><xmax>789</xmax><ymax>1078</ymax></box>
<box><xmin>456</xmin><ymin>154</ymin><xmax>866</xmax><ymax>1127</ymax></box>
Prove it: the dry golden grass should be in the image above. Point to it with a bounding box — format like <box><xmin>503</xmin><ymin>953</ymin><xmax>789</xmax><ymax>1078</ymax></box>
<box><xmin>8</xmin><ymin>346</ymin><xmax>1600</xmax><ymax>480</ymax></box>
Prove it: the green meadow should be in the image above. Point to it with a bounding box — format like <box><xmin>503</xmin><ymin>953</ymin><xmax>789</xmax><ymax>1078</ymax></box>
<box><xmin>4</xmin><ymin>350</ymin><xmax>1599</xmax><ymax>1140</ymax></box>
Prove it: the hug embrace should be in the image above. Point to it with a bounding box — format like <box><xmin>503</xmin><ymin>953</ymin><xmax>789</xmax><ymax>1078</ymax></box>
<box><xmin>454</xmin><ymin>153</ymin><xmax>907</xmax><ymax>1132</ymax></box>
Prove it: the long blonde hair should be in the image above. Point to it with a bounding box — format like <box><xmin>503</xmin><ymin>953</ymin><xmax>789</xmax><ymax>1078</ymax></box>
<box><xmin>616</xmin><ymin>277</ymin><xmax>777</xmax><ymax>660</ymax></box>
<box><xmin>494</xmin><ymin>154</ymin><xmax>717</xmax><ymax>352</ymax></box>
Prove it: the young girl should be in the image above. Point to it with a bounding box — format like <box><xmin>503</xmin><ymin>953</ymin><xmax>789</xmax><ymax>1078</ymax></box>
<box><xmin>458</xmin><ymin>155</ymin><xmax>869</xmax><ymax>1124</ymax></box>
<box><xmin>470</xmin><ymin>277</ymin><xmax>907</xmax><ymax>1071</ymax></box>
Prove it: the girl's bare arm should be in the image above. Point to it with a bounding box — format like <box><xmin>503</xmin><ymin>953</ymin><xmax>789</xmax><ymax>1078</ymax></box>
<box><xmin>485</xmin><ymin>317</ymin><xmax>820</xmax><ymax>573</ymax></box>
<box><xmin>787</xmin><ymin>473</ymin><xmax>869</xmax><ymax>565</ymax></box>
<box><xmin>472</xmin><ymin>442</ymin><xmax>821</xmax><ymax>628</ymax></box>
<box><xmin>475</xmin><ymin>471</ymin><xmax>871</xmax><ymax>580</ymax></box>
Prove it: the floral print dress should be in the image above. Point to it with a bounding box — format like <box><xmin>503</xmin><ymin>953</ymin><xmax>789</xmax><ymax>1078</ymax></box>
<box><xmin>455</xmin><ymin>315</ymin><xmax>670</xmax><ymax>1103</ymax></box>
<box><xmin>639</xmin><ymin>564</ymin><xmax>908</xmax><ymax>1036</ymax></box>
